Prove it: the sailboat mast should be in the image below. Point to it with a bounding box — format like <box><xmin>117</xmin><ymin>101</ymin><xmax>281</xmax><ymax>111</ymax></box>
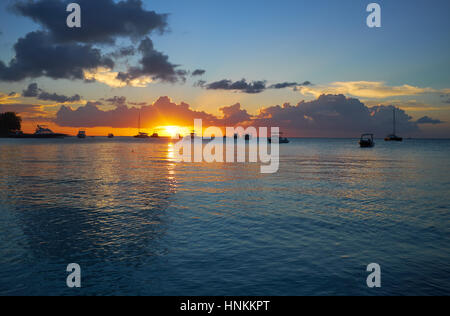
<box><xmin>138</xmin><ymin>112</ymin><xmax>141</xmax><ymax>133</ymax></box>
<box><xmin>393</xmin><ymin>108</ymin><xmax>396</xmax><ymax>135</ymax></box>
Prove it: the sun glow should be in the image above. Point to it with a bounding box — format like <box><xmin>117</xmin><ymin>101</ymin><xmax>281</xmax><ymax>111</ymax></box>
<box><xmin>157</xmin><ymin>125</ymin><xmax>191</xmax><ymax>138</ymax></box>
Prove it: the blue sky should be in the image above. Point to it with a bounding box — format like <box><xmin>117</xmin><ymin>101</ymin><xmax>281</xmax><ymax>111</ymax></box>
<box><xmin>0</xmin><ymin>0</ymin><xmax>449</xmax><ymax>137</ymax></box>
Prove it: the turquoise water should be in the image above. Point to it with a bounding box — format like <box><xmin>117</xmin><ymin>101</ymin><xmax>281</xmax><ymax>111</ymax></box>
<box><xmin>0</xmin><ymin>137</ymin><xmax>449</xmax><ymax>295</ymax></box>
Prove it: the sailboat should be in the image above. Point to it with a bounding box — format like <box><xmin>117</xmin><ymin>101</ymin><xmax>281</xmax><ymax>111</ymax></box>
<box><xmin>385</xmin><ymin>108</ymin><xmax>403</xmax><ymax>142</ymax></box>
<box><xmin>134</xmin><ymin>112</ymin><xmax>149</xmax><ymax>138</ymax></box>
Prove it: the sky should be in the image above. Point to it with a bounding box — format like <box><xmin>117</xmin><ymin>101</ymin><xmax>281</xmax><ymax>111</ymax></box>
<box><xmin>0</xmin><ymin>0</ymin><xmax>449</xmax><ymax>137</ymax></box>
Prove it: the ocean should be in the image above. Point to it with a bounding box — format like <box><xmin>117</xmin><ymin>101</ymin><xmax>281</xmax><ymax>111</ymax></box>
<box><xmin>0</xmin><ymin>137</ymin><xmax>449</xmax><ymax>295</ymax></box>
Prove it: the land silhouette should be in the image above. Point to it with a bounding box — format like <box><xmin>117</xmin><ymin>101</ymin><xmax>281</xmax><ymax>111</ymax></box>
<box><xmin>0</xmin><ymin>112</ymin><xmax>21</xmax><ymax>137</ymax></box>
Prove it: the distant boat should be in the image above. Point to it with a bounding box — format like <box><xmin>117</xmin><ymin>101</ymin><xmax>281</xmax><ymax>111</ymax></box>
<box><xmin>8</xmin><ymin>125</ymin><xmax>66</xmax><ymax>138</ymax></box>
<box><xmin>151</xmin><ymin>132</ymin><xmax>159</xmax><ymax>138</ymax></box>
<box><xmin>134</xmin><ymin>112</ymin><xmax>149</xmax><ymax>138</ymax></box>
<box><xmin>108</xmin><ymin>133</ymin><xmax>114</xmax><ymax>138</ymax></box>
<box><xmin>34</xmin><ymin>125</ymin><xmax>66</xmax><ymax>138</ymax></box>
<box><xmin>77</xmin><ymin>130</ymin><xmax>86</xmax><ymax>139</ymax></box>
<box><xmin>385</xmin><ymin>108</ymin><xmax>403</xmax><ymax>142</ymax></box>
<box><xmin>269</xmin><ymin>132</ymin><xmax>290</xmax><ymax>144</ymax></box>
<box><xmin>134</xmin><ymin>132</ymin><xmax>149</xmax><ymax>139</ymax></box>
<box><xmin>359</xmin><ymin>133</ymin><xmax>375</xmax><ymax>148</ymax></box>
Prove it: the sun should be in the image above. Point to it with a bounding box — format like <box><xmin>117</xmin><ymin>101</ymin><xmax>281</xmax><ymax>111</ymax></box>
<box><xmin>163</xmin><ymin>126</ymin><xmax>180</xmax><ymax>137</ymax></box>
<box><xmin>157</xmin><ymin>125</ymin><xmax>191</xmax><ymax>138</ymax></box>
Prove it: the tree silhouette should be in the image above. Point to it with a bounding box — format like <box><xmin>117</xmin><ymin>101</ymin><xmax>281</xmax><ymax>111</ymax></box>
<box><xmin>0</xmin><ymin>112</ymin><xmax>22</xmax><ymax>136</ymax></box>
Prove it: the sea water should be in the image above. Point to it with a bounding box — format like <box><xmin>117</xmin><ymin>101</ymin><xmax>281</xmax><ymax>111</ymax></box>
<box><xmin>0</xmin><ymin>137</ymin><xmax>449</xmax><ymax>295</ymax></box>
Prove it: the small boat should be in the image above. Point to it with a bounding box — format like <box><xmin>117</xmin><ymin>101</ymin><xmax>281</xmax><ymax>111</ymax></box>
<box><xmin>385</xmin><ymin>108</ymin><xmax>403</xmax><ymax>142</ymax></box>
<box><xmin>34</xmin><ymin>125</ymin><xmax>66</xmax><ymax>138</ymax></box>
<box><xmin>359</xmin><ymin>134</ymin><xmax>375</xmax><ymax>148</ymax></box>
<box><xmin>151</xmin><ymin>132</ymin><xmax>159</xmax><ymax>138</ymax></box>
<box><xmin>134</xmin><ymin>132</ymin><xmax>149</xmax><ymax>139</ymax></box>
<box><xmin>77</xmin><ymin>130</ymin><xmax>86</xmax><ymax>138</ymax></box>
<box><xmin>269</xmin><ymin>133</ymin><xmax>290</xmax><ymax>144</ymax></box>
<box><xmin>8</xmin><ymin>125</ymin><xmax>66</xmax><ymax>138</ymax></box>
<box><xmin>108</xmin><ymin>133</ymin><xmax>114</xmax><ymax>138</ymax></box>
<box><xmin>385</xmin><ymin>134</ymin><xmax>403</xmax><ymax>142</ymax></box>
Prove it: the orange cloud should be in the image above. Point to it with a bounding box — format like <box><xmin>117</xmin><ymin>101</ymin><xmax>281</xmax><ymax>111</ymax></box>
<box><xmin>298</xmin><ymin>81</ymin><xmax>439</xmax><ymax>99</ymax></box>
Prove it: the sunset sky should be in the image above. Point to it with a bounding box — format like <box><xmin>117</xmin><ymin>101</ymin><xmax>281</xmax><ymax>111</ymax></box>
<box><xmin>1</xmin><ymin>0</ymin><xmax>450</xmax><ymax>137</ymax></box>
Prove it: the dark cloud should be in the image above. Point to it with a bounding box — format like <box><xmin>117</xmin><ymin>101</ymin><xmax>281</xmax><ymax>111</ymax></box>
<box><xmin>0</xmin><ymin>1</ymin><xmax>192</xmax><ymax>85</ymax></box>
<box><xmin>0</xmin><ymin>31</ymin><xmax>114</xmax><ymax>82</ymax></box>
<box><xmin>269</xmin><ymin>82</ymin><xmax>298</xmax><ymax>89</ymax></box>
<box><xmin>416</xmin><ymin>116</ymin><xmax>443</xmax><ymax>125</ymax></box>
<box><xmin>22</xmin><ymin>83</ymin><xmax>82</xmax><ymax>103</ymax></box>
<box><xmin>109</xmin><ymin>46</ymin><xmax>136</xmax><ymax>59</ymax></box>
<box><xmin>203</xmin><ymin>79</ymin><xmax>267</xmax><ymax>94</ymax></box>
<box><xmin>270</xmin><ymin>81</ymin><xmax>312</xmax><ymax>89</ymax></box>
<box><xmin>22</xmin><ymin>83</ymin><xmax>39</xmax><ymax>97</ymax></box>
<box><xmin>104</xmin><ymin>96</ymin><xmax>127</xmax><ymax>106</ymax></box>
<box><xmin>199</xmin><ymin>79</ymin><xmax>312</xmax><ymax>94</ymax></box>
<box><xmin>117</xmin><ymin>37</ymin><xmax>186</xmax><ymax>83</ymax></box>
<box><xmin>38</xmin><ymin>91</ymin><xmax>81</xmax><ymax>103</ymax></box>
<box><xmin>13</xmin><ymin>0</ymin><xmax>168</xmax><ymax>44</ymax></box>
<box><xmin>192</xmin><ymin>69</ymin><xmax>206</xmax><ymax>76</ymax></box>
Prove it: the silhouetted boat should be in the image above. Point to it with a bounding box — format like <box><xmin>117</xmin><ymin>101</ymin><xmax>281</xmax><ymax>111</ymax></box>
<box><xmin>359</xmin><ymin>133</ymin><xmax>375</xmax><ymax>148</ymax></box>
<box><xmin>151</xmin><ymin>132</ymin><xmax>159</xmax><ymax>138</ymax></box>
<box><xmin>134</xmin><ymin>112</ymin><xmax>149</xmax><ymax>138</ymax></box>
<box><xmin>10</xmin><ymin>125</ymin><xmax>67</xmax><ymax>138</ymax></box>
<box><xmin>77</xmin><ymin>130</ymin><xmax>86</xmax><ymax>138</ymax></box>
<box><xmin>108</xmin><ymin>133</ymin><xmax>114</xmax><ymax>138</ymax></box>
<box><xmin>134</xmin><ymin>132</ymin><xmax>149</xmax><ymax>139</ymax></box>
<box><xmin>35</xmin><ymin>125</ymin><xmax>66</xmax><ymax>138</ymax></box>
<box><xmin>385</xmin><ymin>108</ymin><xmax>403</xmax><ymax>142</ymax></box>
<box><xmin>269</xmin><ymin>132</ymin><xmax>290</xmax><ymax>144</ymax></box>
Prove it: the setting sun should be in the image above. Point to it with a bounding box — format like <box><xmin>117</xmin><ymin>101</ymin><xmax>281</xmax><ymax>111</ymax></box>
<box><xmin>158</xmin><ymin>126</ymin><xmax>191</xmax><ymax>138</ymax></box>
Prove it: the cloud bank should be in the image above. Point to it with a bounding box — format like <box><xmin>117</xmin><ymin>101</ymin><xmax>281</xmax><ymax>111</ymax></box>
<box><xmin>53</xmin><ymin>94</ymin><xmax>441</xmax><ymax>137</ymax></box>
